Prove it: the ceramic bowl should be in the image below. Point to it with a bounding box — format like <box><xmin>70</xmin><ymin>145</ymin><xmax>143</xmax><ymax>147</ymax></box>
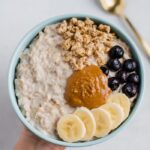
<box><xmin>8</xmin><ymin>14</ymin><xmax>144</xmax><ymax>147</ymax></box>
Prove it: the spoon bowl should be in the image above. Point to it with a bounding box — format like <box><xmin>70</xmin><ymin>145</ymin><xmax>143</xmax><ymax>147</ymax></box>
<box><xmin>99</xmin><ymin>0</ymin><xmax>125</xmax><ymax>15</ymax></box>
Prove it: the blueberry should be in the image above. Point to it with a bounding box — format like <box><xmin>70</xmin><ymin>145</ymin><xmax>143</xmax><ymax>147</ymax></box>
<box><xmin>100</xmin><ymin>66</ymin><xmax>109</xmax><ymax>76</ymax></box>
<box><xmin>122</xmin><ymin>83</ymin><xmax>137</xmax><ymax>98</ymax></box>
<box><xmin>109</xmin><ymin>45</ymin><xmax>124</xmax><ymax>58</ymax></box>
<box><xmin>107</xmin><ymin>59</ymin><xmax>122</xmax><ymax>71</ymax></box>
<box><xmin>127</xmin><ymin>73</ymin><xmax>140</xmax><ymax>84</ymax></box>
<box><xmin>108</xmin><ymin>77</ymin><xmax>120</xmax><ymax>91</ymax></box>
<box><xmin>123</xmin><ymin>59</ymin><xmax>137</xmax><ymax>72</ymax></box>
<box><xmin>116</xmin><ymin>70</ymin><xmax>128</xmax><ymax>83</ymax></box>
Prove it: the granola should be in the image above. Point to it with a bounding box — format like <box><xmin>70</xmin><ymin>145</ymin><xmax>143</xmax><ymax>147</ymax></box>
<box><xmin>57</xmin><ymin>18</ymin><xmax>117</xmax><ymax>70</ymax></box>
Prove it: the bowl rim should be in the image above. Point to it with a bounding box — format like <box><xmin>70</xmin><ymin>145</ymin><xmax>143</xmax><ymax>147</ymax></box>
<box><xmin>8</xmin><ymin>13</ymin><xmax>144</xmax><ymax>147</ymax></box>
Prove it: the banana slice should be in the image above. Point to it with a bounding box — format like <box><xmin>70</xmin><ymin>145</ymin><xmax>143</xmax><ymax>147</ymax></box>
<box><xmin>91</xmin><ymin>108</ymin><xmax>112</xmax><ymax>138</ymax></box>
<box><xmin>57</xmin><ymin>114</ymin><xmax>86</xmax><ymax>142</ymax></box>
<box><xmin>74</xmin><ymin>107</ymin><xmax>96</xmax><ymax>141</ymax></box>
<box><xmin>108</xmin><ymin>93</ymin><xmax>131</xmax><ymax>120</ymax></box>
<box><xmin>100</xmin><ymin>103</ymin><xmax>124</xmax><ymax>130</ymax></box>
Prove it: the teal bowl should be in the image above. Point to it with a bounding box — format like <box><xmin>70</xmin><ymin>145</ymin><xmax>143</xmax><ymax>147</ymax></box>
<box><xmin>8</xmin><ymin>14</ymin><xmax>144</xmax><ymax>147</ymax></box>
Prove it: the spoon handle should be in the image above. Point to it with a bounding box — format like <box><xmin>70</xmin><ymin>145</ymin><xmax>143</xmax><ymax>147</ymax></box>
<box><xmin>122</xmin><ymin>15</ymin><xmax>150</xmax><ymax>58</ymax></box>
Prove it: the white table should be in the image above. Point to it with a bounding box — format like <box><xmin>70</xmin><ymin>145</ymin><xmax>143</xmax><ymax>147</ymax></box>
<box><xmin>0</xmin><ymin>0</ymin><xmax>150</xmax><ymax>149</ymax></box>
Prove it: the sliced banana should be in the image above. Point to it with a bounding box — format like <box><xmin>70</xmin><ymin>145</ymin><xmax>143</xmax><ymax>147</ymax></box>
<box><xmin>74</xmin><ymin>107</ymin><xmax>96</xmax><ymax>141</ymax></box>
<box><xmin>108</xmin><ymin>93</ymin><xmax>131</xmax><ymax>120</ymax></box>
<box><xmin>91</xmin><ymin>108</ymin><xmax>112</xmax><ymax>138</ymax></box>
<box><xmin>57</xmin><ymin>114</ymin><xmax>86</xmax><ymax>142</ymax></box>
<box><xmin>100</xmin><ymin>103</ymin><xmax>124</xmax><ymax>130</ymax></box>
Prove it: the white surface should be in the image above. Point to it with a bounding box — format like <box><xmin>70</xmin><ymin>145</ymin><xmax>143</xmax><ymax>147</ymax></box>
<box><xmin>0</xmin><ymin>0</ymin><xmax>150</xmax><ymax>149</ymax></box>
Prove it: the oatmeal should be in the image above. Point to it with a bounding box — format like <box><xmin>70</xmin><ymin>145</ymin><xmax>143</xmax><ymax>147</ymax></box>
<box><xmin>15</xmin><ymin>25</ymin><xmax>74</xmax><ymax>136</ymax></box>
<box><xmin>15</xmin><ymin>18</ymin><xmax>140</xmax><ymax>139</ymax></box>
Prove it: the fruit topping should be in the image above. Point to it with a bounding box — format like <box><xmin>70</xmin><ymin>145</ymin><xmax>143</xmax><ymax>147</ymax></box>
<box><xmin>100</xmin><ymin>103</ymin><xmax>124</xmax><ymax>129</ymax></box>
<box><xmin>107</xmin><ymin>59</ymin><xmax>122</xmax><ymax>71</ymax></box>
<box><xmin>57</xmin><ymin>92</ymin><xmax>132</xmax><ymax>142</ymax></box>
<box><xmin>122</xmin><ymin>83</ymin><xmax>137</xmax><ymax>98</ymax></box>
<box><xmin>108</xmin><ymin>93</ymin><xmax>131</xmax><ymax>120</ymax></box>
<box><xmin>100</xmin><ymin>66</ymin><xmax>109</xmax><ymax>76</ymax></box>
<box><xmin>57</xmin><ymin>114</ymin><xmax>86</xmax><ymax>142</ymax></box>
<box><xmin>108</xmin><ymin>77</ymin><xmax>120</xmax><ymax>91</ymax></box>
<box><xmin>91</xmin><ymin>108</ymin><xmax>112</xmax><ymax>137</ymax></box>
<box><xmin>109</xmin><ymin>45</ymin><xmax>124</xmax><ymax>58</ymax></box>
<box><xmin>116</xmin><ymin>70</ymin><xmax>128</xmax><ymax>83</ymax></box>
<box><xmin>74</xmin><ymin>107</ymin><xmax>96</xmax><ymax>141</ymax></box>
<box><xmin>127</xmin><ymin>73</ymin><xmax>140</xmax><ymax>84</ymax></box>
<box><xmin>123</xmin><ymin>59</ymin><xmax>137</xmax><ymax>72</ymax></box>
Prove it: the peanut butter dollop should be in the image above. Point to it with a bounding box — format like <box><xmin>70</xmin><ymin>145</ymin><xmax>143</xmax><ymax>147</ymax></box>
<box><xmin>65</xmin><ymin>65</ymin><xmax>112</xmax><ymax>109</ymax></box>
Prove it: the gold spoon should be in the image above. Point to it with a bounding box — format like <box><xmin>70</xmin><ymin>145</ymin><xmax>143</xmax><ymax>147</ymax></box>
<box><xmin>99</xmin><ymin>0</ymin><xmax>150</xmax><ymax>58</ymax></box>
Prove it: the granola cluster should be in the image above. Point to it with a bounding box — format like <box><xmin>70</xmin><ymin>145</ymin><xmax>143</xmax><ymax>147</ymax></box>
<box><xmin>57</xmin><ymin>18</ymin><xmax>117</xmax><ymax>70</ymax></box>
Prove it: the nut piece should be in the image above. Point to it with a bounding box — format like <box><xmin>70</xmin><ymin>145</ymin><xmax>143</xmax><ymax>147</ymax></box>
<box><xmin>57</xmin><ymin>18</ymin><xmax>116</xmax><ymax>70</ymax></box>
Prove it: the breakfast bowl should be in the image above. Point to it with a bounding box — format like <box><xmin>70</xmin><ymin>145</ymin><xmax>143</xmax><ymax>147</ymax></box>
<box><xmin>8</xmin><ymin>14</ymin><xmax>144</xmax><ymax>147</ymax></box>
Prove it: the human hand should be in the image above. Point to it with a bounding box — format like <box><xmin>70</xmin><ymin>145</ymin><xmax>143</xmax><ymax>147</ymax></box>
<box><xmin>14</xmin><ymin>128</ymin><xmax>65</xmax><ymax>150</ymax></box>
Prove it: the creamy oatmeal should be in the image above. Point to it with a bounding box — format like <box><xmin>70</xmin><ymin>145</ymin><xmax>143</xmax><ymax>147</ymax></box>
<box><xmin>15</xmin><ymin>18</ymin><xmax>139</xmax><ymax>139</ymax></box>
<box><xmin>15</xmin><ymin>24</ymin><xmax>74</xmax><ymax>136</ymax></box>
